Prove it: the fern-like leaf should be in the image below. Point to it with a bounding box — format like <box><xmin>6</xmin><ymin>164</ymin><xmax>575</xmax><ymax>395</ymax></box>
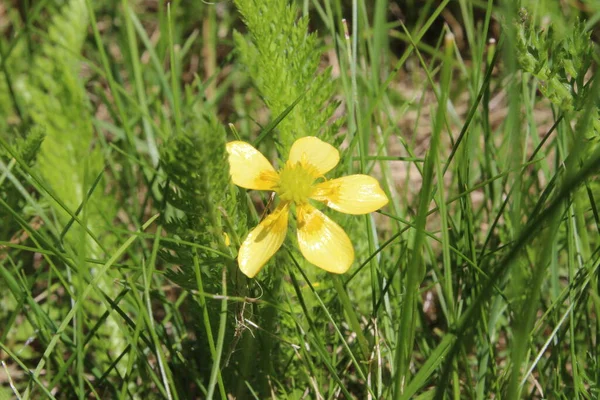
<box><xmin>161</xmin><ymin>111</ymin><xmax>246</xmax><ymax>287</ymax></box>
<box><xmin>233</xmin><ymin>0</ymin><xmax>340</xmax><ymax>154</ymax></box>
<box><xmin>15</xmin><ymin>0</ymin><xmax>116</xmax><ymax>251</ymax></box>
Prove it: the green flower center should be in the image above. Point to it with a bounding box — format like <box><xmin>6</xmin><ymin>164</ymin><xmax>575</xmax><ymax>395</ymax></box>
<box><xmin>276</xmin><ymin>161</ymin><xmax>318</xmax><ymax>203</ymax></box>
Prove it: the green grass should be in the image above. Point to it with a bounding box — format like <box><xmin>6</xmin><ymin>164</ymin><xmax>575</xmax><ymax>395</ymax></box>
<box><xmin>1</xmin><ymin>0</ymin><xmax>600</xmax><ymax>398</ymax></box>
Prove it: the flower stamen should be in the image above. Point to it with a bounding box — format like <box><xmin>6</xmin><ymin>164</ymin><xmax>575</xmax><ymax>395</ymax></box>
<box><xmin>276</xmin><ymin>160</ymin><xmax>318</xmax><ymax>203</ymax></box>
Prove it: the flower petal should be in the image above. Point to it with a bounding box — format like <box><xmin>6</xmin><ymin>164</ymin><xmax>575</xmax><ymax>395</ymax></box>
<box><xmin>289</xmin><ymin>136</ymin><xmax>339</xmax><ymax>176</ymax></box>
<box><xmin>226</xmin><ymin>141</ymin><xmax>278</xmax><ymax>190</ymax></box>
<box><xmin>296</xmin><ymin>203</ymin><xmax>354</xmax><ymax>274</ymax></box>
<box><xmin>311</xmin><ymin>174</ymin><xmax>389</xmax><ymax>215</ymax></box>
<box><xmin>238</xmin><ymin>203</ymin><xmax>289</xmax><ymax>278</ymax></box>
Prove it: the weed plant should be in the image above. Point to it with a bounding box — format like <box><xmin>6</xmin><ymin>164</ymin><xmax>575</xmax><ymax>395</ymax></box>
<box><xmin>1</xmin><ymin>0</ymin><xmax>599</xmax><ymax>398</ymax></box>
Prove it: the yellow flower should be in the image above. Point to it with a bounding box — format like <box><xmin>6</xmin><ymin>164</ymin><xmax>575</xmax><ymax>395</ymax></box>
<box><xmin>226</xmin><ymin>136</ymin><xmax>389</xmax><ymax>278</ymax></box>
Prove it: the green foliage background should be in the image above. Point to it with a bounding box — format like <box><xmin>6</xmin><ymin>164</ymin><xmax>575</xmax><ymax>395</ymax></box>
<box><xmin>1</xmin><ymin>0</ymin><xmax>599</xmax><ymax>399</ymax></box>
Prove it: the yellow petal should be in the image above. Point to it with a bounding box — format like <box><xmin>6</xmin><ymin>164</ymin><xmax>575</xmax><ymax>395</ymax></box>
<box><xmin>296</xmin><ymin>203</ymin><xmax>354</xmax><ymax>274</ymax></box>
<box><xmin>311</xmin><ymin>174</ymin><xmax>389</xmax><ymax>215</ymax></box>
<box><xmin>238</xmin><ymin>202</ymin><xmax>289</xmax><ymax>278</ymax></box>
<box><xmin>226</xmin><ymin>141</ymin><xmax>278</xmax><ymax>190</ymax></box>
<box><xmin>288</xmin><ymin>136</ymin><xmax>339</xmax><ymax>176</ymax></box>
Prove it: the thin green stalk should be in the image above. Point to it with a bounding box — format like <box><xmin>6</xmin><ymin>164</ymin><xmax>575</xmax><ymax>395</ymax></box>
<box><xmin>206</xmin><ymin>268</ymin><xmax>228</xmax><ymax>400</ymax></box>
<box><xmin>84</xmin><ymin>0</ymin><xmax>135</xmax><ymax>149</ymax></box>
<box><xmin>193</xmin><ymin>254</ymin><xmax>227</xmax><ymax>399</ymax></box>
<box><xmin>143</xmin><ymin>226</ymin><xmax>177</xmax><ymax>400</ymax></box>
<box><xmin>125</xmin><ymin>274</ymin><xmax>169</xmax><ymax>399</ymax></box>
<box><xmin>394</xmin><ymin>26</ymin><xmax>452</xmax><ymax>396</ymax></box>
<box><xmin>332</xmin><ymin>275</ymin><xmax>369</xmax><ymax>358</ymax></box>
<box><xmin>285</xmin><ymin>259</ymin><xmax>366</xmax><ymax>399</ymax></box>
<box><xmin>167</xmin><ymin>4</ymin><xmax>182</xmax><ymax>135</ymax></box>
<box><xmin>0</xmin><ymin>343</ymin><xmax>57</xmax><ymax>400</ymax></box>
<box><xmin>506</xmin><ymin>207</ymin><xmax>561</xmax><ymax>398</ymax></box>
<box><xmin>22</xmin><ymin>214</ymin><xmax>159</xmax><ymax>400</ymax></box>
<box><xmin>122</xmin><ymin>0</ymin><xmax>159</xmax><ymax>166</ymax></box>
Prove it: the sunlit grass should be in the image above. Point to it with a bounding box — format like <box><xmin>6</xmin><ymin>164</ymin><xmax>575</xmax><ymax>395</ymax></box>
<box><xmin>1</xmin><ymin>0</ymin><xmax>599</xmax><ymax>399</ymax></box>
